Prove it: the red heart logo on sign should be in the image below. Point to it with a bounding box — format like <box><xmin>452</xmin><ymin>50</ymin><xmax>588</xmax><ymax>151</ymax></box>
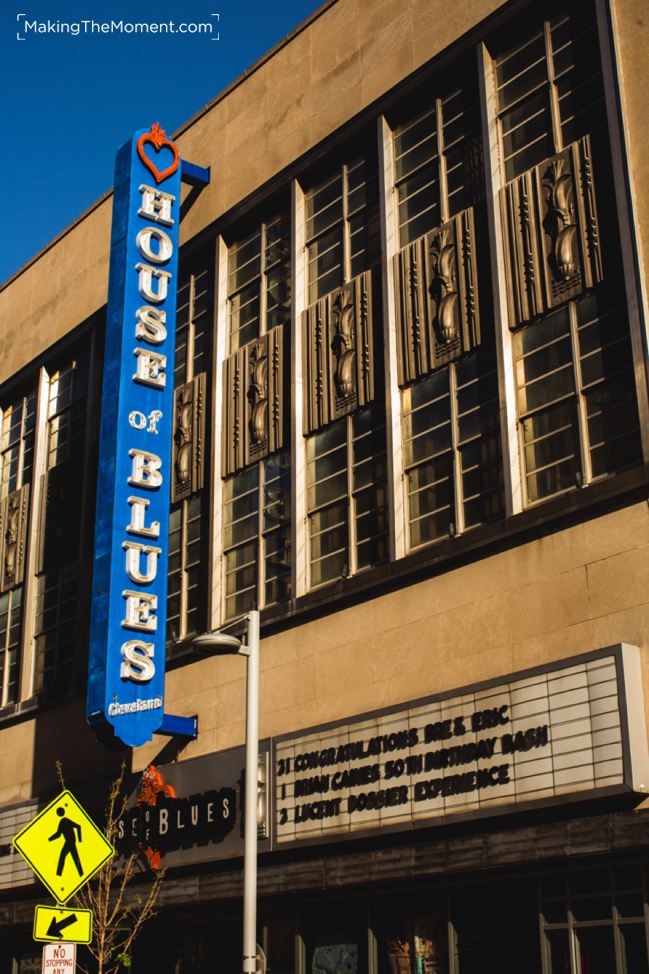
<box><xmin>137</xmin><ymin>122</ymin><xmax>179</xmax><ymax>184</ymax></box>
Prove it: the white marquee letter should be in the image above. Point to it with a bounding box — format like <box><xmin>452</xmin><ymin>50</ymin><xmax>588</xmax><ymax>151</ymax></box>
<box><xmin>133</xmin><ymin>348</ymin><xmax>166</xmax><ymax>389</ymax></box>
<box><xmin>120</xmin><ymin>640</ymin><xmax>156</xmax><ymax>682</ymax></box>
<box><xmin>128</xmin><ymin>449</ymin><xmax>162</xmax><ymax>490</ymax></box>
<box><xmin>123</xmin><ymin>540</ymin><xmax>162</xmax><ymax>585</ymax></box>
<box><xmin>135</xmin><ymin>263</ymin><xmax>171</xmax><ymax>303</ymax></box>
<box><xmin>122</xmin><ymin>590</ymin><xmax>158</xmax><ymax>632</ymax></box>
<box><xmin>136</xmin><ymin>227</ymin><xmax>173</xmax><ymax>265</ymax></box>
<box><xmin>138</xmin><ymin>184</ymin><xmax>176</xmax><ymax>227</ymax></box>
<box><xmin>127</xmin><ymin>496</ymin><xmax>160</xmax><ymax>538</ymax></box>
<box><xmin>135</xmin><ymin>306</ymin><xmax>167</xmax><ymax>344</ymax></box>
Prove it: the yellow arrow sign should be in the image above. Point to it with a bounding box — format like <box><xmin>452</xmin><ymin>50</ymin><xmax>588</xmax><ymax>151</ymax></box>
<box><xmin>13</xmin><ymin>789</ymin><xmax>114</xmax><ymax>903</ymax></box>
<box><xmin>33</xmin><ymin>904</ymin><xmax>93</xmax><ymax>944</ymax></box>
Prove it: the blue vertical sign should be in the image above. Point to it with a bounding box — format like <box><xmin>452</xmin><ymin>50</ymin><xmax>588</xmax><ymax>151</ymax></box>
<box><xmin>88</xmin><ymin>124</ymin><xmax>181</xmax><ymax>747</ymax></box>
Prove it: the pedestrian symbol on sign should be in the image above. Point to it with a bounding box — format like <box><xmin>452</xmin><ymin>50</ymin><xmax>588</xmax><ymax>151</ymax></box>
<box><xmin>12</xmin><ymin>790</ymin><xmax>114</xmax><ymax>904</ymax></box>
<box><xmin>49</xmin><ymin>807</ymin><xmax>83</xmax><ymax>878</ymax></box>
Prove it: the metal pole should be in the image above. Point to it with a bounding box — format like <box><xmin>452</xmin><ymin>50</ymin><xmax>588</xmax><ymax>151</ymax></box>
<box><xmin>242</xmin><ymin>609</ymin><xmax>260</xmax><ymax>974</ymax></box>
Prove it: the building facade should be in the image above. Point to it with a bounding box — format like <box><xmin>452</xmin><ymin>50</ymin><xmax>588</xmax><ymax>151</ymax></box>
<box><xmin>2</xmin><ymin>0</ymin><xmax>649</xmax><ymax>970</ymax></box>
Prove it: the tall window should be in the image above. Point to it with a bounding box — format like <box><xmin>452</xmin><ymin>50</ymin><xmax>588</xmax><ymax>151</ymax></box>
<box><xmin>305</xmin><ymin>150</ymin><xmax>380</xmax><ymax>304</ymax></box>
<box><xmin>392</xmin><ymin>73</ymin><xmax>503</xmax><ymax>549</ymax></box>
<box><xmin>223</xmin><ymin>451</ymin><xmax>291</xmax><ymax>619</ymax></box>
<box><xmin>34</xmin><ymin>352</ymin><xmax>90</xmax><ymax>695</ymax></box>
<box><xmin>0</xmin><ymin>388</ymin><xmax>36</xmax><ymax>706</ymax></box>
<box><xmin>393</xmin><ymin>75</ymin><xmax>482</xmax><ymax>247</ymax></box>
<box><xmin>227</xmin><ymin>210</ymin><xmax>291</xmax><ymax>353</ymax></box>
<box><xmin>223</xmin><ymin>209</ymin><xmax>292</xmax><ymax>620</ymax></box>
<box><xmin>514</xmin><ymin>289</ymin><xmax>641</xmax><ymax>503</ymax></box>
<box><xmin>0</xmin><ymin>587</ymin><xmax>22</xmax><ymax>707</ymax></box>
<box><xmin>496</xmin><ymin>3</ymin><xmax>643</xmax><ymax>503</ymax></box>
<box><xmin>307</xmin><ymin>406</ymin><xmax>388</xmax><ymax>587</ymax></box>
<box><xmin>0</xmin><ymin>391</ymin><xmax>36</xmax><ymax>500</ymax></box>
<box><xmin>495</xmin><ymin>2</ymin><xmax>605</xmax><ymax>182</ymax></box>
<box><xmin>167</xmin><ymin>258</ymin><xmax>212</xmax><ymax>646</ymax></box>
<box><xmin>304</xmin><ymin>151</ymin><xmax>386</xmax><ymax>589</ymax></box>
<box><xmin>402</xmin><ymin>349</ymin><xmax>503</xmax><ymax>547</ymax></box>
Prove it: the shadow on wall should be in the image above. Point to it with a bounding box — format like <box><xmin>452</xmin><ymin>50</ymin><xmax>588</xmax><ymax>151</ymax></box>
<box><xmin>30</xmin><ymin>696</ymin><xmax>126</xmax><ymax>798</ymax></box>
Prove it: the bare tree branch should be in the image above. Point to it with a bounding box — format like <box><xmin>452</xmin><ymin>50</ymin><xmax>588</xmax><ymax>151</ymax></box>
<box><xmin>56</xmin><ymin>761</ymin><xmax>166</xmax><ymax>974</ymax></box>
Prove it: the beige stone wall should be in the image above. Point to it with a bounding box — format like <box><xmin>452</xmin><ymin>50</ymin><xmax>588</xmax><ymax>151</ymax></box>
<box><xmin>0</xmin><ymin>698</ymin><xmax>125</xmax><ymax>807</ymax></box>
<box><xmin>129</xmin><ymin>500</ymin><xmax>649</xmax><ymax>772</ymax></box>
<box><xmin>0</xmin><ymin>0</ymin><xmax>502</xmax><ymax>384</ymax></box>
<box><xmin>2</xmin><ymin>500</ymin><xmax>648</xmax><ymax>806</ymax></box>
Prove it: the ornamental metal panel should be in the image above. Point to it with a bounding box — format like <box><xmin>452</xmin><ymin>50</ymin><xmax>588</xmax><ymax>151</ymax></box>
<box><xmin>303</xmin><ymin>270</ymin><xmax>374</xmax><ymax>435</ymax></box>
<box><xmin>0</xmin><ymin>483</ymin><xmax>29</xmax><ymax>592</ymax></box>
<box><xmin>87</xmin><ymin>124</ymin><xmax>182</xmax><ymax>748</ymax></box>
<box><xmin>501</xmin><ymin>134</ymin><xmax>603</xmax><ymax>329</ymax></box>
<box><xmin>222</xmin><ymin>325</ymin><xmax>284</xmax><ymax>477</ymax></box>
<box><xmin>171</xmin><ymin>372</ymin><xmax>206</xmax><ymax>502</ymax></box>
<box><xmin>394</xmin><ymin>207</ymin><xmax>480</xmax><ymax>386</ymax></box>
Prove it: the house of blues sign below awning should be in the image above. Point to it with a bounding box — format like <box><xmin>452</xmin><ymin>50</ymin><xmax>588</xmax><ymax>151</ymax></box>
<box><xmin>87</xmin><ymin>124</ymin><xmax>182</xmax><ymax>747</ymax></box>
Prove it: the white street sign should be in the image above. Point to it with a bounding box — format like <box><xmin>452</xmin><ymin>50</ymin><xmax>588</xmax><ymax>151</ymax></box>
<box><xmin>42</xmin><ymin>941</ymin><xmax>76</xmax><ymax>973</ymax></box>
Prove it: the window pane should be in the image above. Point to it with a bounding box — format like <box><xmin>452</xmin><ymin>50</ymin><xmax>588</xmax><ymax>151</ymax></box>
<box><xmin>398</xmin><ymin>168</ymin><xmax>441</xmax><ymax>248</ymax></box>
<box><xmin>403</xmin><ymin>370</ymin><xmax>455</xmax><ymax>546</ymax></box>
<box><xmin>263</xmin><ymin>451</ymin><xmax>291</xmax><ymax>607</ymax></box>
<box><xmin>394</xmin><ymin>77</ymin><xmax>479</xmax><ymax>242</ymax></box>
<box><xmin>228</xmin><ymin>231</ymin><xmax>261</xmax><ymax>293</ymax></box>
<box><xmin>496</xmin><ymin>25</ymin><xmax>551</xmax><ymax>181</ymax></box>
<box><xmin>394</xmin><ymin>106</ymin><xmax>437</xmax><ymax>183</ymax></box>
<box><xmin>47</xmin><ymin>356</ymin><xmax>89</xmax><ymax>469</ymax></box>
<box><xmin>306</xmin><ymin>172</ymin><xmax>343</xmax><ymax>241</ymax></box>
<box><xmin>267</xmin><ymin>265</ymin><xmax>291</xmax><ymax>332</ymax></box>
<box><xmin>496</xmin><ymin>30</ymin><xmax>545</xmax><ymax>91</ymax></box>
<box><xmin>223</xmin><ymin>468</ymin><xmax>260</xmax><ymax>619</ymax></box>
<box><xmin>514</xmin><ymin>308</ymin><xmax>582</xmax><ymax>503</ymax></box>
<box><xmin>353</xmin><ymin>407</ymin><xmax>388</xmax><ymax>570</ymax></box>
<box><xmin>575</xmin><ymin>926</ymin><xmax>616</xmax><ymax>974</ymax></box>
<box><xmin>308</xmin><ymin>227</ymin><xmax>343</xmax><ymax>304</ymax></box>
<box><xmin>228</xmin><ymin>209</ymin><xmax>291</xmax><ymax>350</ymax></box>
<box><xmin>620</xmin><ymin>925</ymin><xmax>649</xmax><ymax>974</ymax></box>
<box><xmin>522</xmin><ymin>402</ymin><xmax>580</xmax><ymax>502</ymax></box>
<box><xmin>0</xmin><ymin>586</ymin><xmax>22</xmax><ymax>706</ymax></box>
<box><xmin>307</xmin><ymin>408</ymin><xmax>386</xmax><ymax>586</ymax></box>
<box><xmin>1</xmin><ymin>392</ymin><xmax>36</xmax><ymax>498</ymax></box>
<box><xmin>307</xmin><ymin>151</ymin><xmax>378</xmax><ymax>299</ymax></box>
<box><xmin>551</xmin><ymin>6</ymin><xmax>605</xmax><ymax>146</ymax></box>
<box><xmin>265</xmin><ymin>211</ymin><xmax>291</xmax><ymax>268</ymax></box>
<box><xmin>310</xmin><ymin>550</ymin><xmax>347</xmax><ymax>588</ymax></box>
<box><xmin>544</xmin><ymin>929</ymin><xmax>571</xmax><ymax>974</ymax></box>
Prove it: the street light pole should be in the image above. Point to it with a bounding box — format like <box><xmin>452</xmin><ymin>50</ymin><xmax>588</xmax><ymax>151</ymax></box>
<box><xmin>193</xmin><ymin>608</ymin><xmax>261</xmax><ymax>974</ymax></box>
<box><xmin>242</xmin><ymin>608</ymin><xmax>260</xmax><ymax>974</ymax></box>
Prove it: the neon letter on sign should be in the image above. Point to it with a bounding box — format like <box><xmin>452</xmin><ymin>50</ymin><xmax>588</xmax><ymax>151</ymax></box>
<box><xmin>88</xmin><ymin>123</ymin><xmax>181</xmax><ymax>747</ymax></box>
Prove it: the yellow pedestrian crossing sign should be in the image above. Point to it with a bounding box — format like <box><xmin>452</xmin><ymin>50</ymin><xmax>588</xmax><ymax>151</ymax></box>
<box><xmin>13</xmin><ymin>789</ymin><xmax>114</xmax><ymax>903</ymax></box>
<box><xmin>33</xmin><ymin>904</ymin><xmax>93</xmax><ymax>944</ymax></box>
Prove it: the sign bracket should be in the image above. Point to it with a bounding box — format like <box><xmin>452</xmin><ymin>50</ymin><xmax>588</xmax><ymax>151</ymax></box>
<box><xmin>156</xmin><ymin>712</ymin><xmax>199</xmax><ymax>738</ymax></box>
<box><xmin>181</xmin><ymin>160</ymin><xmax>210</xmax><ymax>187</ymax></box>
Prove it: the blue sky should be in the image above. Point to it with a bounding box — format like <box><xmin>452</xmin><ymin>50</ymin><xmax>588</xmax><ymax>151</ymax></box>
<box><xmin>0</xmin><ymin>0</ymin><xmax>323</xmax><ymax>285</ymax></box>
